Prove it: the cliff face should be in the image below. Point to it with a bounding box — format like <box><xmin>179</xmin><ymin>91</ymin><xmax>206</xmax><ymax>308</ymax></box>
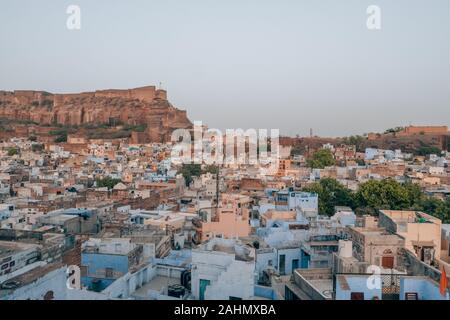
<box><xmin>0</xmin><ymin>85</ymin><xmax>192</xmax><ymax>142</ymax></box>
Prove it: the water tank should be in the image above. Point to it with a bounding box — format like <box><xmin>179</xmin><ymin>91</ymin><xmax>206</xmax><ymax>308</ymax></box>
<box><xmin>338</xmin><ymin>240</ymin><xmax>353</xmax><ymax>258</ymax></box>
<box><xmin>168</xmin><ymin>284</ymin><xmax>185</xmax><ymax>298</ymax></box>
<box><xmin>180</xmin><ymin>270</ymin><xmax>191</xmax><ymax>290</ymax></box>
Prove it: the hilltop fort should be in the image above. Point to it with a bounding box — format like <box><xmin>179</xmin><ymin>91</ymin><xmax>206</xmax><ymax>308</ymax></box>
<box><xmin>0</xmin><ymin>85</ymin><xmax>193</xmax><ymax>143</ymax></box>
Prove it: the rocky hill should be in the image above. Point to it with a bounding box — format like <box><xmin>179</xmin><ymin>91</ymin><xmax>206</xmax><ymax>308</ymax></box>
<box><xmin>283</xmin><ymin>134</ymin><xmax>449</xmax><ymax>156</ymax></box>
<box><xmin>0</xmin><ymin>85</ymin><xmax>193</xmax><ymax>142</ymax></box>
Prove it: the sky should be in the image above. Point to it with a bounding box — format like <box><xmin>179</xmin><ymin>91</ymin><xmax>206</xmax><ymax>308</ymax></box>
<box><xmin>0</xmin><ymin>0</ymin><xmax>449</xmax><ymax>137</ymax></box>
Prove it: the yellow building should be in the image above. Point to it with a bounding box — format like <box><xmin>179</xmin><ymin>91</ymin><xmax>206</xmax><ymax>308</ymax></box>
<box><xmin>379</xmin><ymin>210</ymin><xmax>442</xmax><ymax>263</ymax></box>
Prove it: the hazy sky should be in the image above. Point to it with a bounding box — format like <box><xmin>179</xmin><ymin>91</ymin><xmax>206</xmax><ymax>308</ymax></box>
<box><xmin>1</xmin><ymin>0</ymin><xmax>449</xmax><ymax>136</ymax></box>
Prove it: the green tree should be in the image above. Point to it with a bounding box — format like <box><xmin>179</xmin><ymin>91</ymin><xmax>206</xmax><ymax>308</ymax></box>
<box><xmin>7</xmin><ymin>148</ymin><xmax>19</xmax><ymax>156</ymax></box>
<box><xmin>306</xmin><ymin>149</ymin><xmax>335</xmax><ymax>169</ymax></box>
<box><xmin>300</xmin><ymin>176</ymin><xmax>448</xmax><ymax>222</ymax></box>
<box><xmin>54</xmin><ymin>134</ymin><xmax>67</xmax><ymax>143</ymax></box>
<box><xmin>342</xmin><ymin>135</ymin><xmax>366</xmax><ymax>152</ymax></box>
<box><xmin>412</xmin><ymin>197</ymin><xmax>450</xmax><ymax>223</ymax></box>
<box><xmin>178</xmin><ymin>164</ymin><xmax>202</xmax><ymax>186</ymax></box>
<box><xmin>384</xmin><ymin>127</ymin><xmax>404</xmax><ymax>134</ymax></box>
<box><xmin>303</xmin><ymin>178</ymin><xmax>354</xmax><ymax>216</ymax></box>
<box><xmin>355</xmin><ymin>179</ymin><xmax>419</xmax><ymax>211</ymax></box>
<box><xmin>31</xmin><ymin>144</ymin><xmax>44</xmax><ymax>152</ymax></box>
<box><xmin>202</xmin><ymin>165</ymin><xmax>219</xmax><ymax>175</ymax></box>
<box><xmin>96</xmin><ymin>177</ymin><xmax>122</xmax><ymax>189</ymax></box>
<box><xmin>414</xmin><ymin>146</ymin><xmax>442</xmax><ymax>156</ymax></box>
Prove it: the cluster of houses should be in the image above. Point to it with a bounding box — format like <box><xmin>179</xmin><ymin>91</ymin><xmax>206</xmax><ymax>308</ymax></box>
<box><xmin>0</xmin><ymin>134</ymin><xmax>449</xmax><ymax>300</ymax></box>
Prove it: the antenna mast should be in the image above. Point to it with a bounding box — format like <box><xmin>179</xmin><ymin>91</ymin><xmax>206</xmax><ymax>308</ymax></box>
<box><xmin>216</xmin><ymin>165</ymin><xmax>220</xmax><ymax>209</ymax></box>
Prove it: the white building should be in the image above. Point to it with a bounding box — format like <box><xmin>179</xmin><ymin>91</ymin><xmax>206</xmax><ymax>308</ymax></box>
<box><xmin>288</xmin><ymin>191</ymin><xmax>318</xmax><ymax>216</ymax></box>
<box><xmin>191</xmin><ymin>238</ymin><xmax>255</xmax><ymax>300</ymax></box>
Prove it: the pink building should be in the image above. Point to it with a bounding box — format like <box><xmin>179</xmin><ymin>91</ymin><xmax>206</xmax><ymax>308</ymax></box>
<box><xmin>194</xmin><ymin>194</ymin><xmax>252</xmax><ymax>243</ymax></box>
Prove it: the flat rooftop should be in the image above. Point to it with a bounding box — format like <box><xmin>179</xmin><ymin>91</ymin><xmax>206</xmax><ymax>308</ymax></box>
<box><xmin>132</xmin><ymin>275</ymin><xmax>180</xmax><ymax>299</ymax></box>
<box><xmin>0</xmin><ymin>241</ymin><xmax>39</xmax><ymax>259</ymax></box>
<box><xmin>0</xmin><ymin>262</ymin><xmax>63</xmax><ymax>297</ymax></box>
<box><xmin>307</xmin><ymin>279</ymin><xmax>333</xmax><ymax>298</ymax></box>
<box><xmin>294</xmin><ymin>268</ymin><xmax>334</xmax><ymax>299</ymax></box>
<box><xmin>380</xmin><ymin>210</ymin><xmax>441</xmax><ymax>224</ymax></box>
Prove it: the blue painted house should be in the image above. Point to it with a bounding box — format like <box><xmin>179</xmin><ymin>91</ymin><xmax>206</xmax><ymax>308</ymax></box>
<box><xmin>81</xmin><ymin>238</ymin><xmax>144</xmax><ymax>292</ymax></box>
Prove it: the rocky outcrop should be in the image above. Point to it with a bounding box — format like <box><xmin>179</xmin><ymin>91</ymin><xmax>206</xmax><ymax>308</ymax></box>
<box><xmin>0</xmin><ymin>85</ymin><xmax>192</xmax><ymax>142</ymax></box>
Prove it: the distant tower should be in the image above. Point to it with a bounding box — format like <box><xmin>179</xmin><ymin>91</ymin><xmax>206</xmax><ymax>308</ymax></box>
<box><xmin>310</xmin><ymin>128</ymin><xmax>313</xmax><ymax>138</ymax></box>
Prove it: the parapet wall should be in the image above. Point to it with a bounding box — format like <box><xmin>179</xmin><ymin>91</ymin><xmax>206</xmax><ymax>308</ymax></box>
<box><xmin>95</xmin><ymin>86</ymin><xmax>158</xmax><ymax>102</ymax></box>
<box><xmin>400</xmin><ymin>126</ymin><xmax>448</xmax><ymax>136</ymax></box>
<box><xmin>3</xmin><ymin>86</ymin><xmax>167</xmax><ymax>108</ymax></box>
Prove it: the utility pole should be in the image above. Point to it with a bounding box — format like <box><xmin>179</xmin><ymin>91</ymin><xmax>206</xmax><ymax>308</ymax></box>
<box><xmin>216</xmin><ymin>164</ymin><xmax>220</xmax><ymax>210</ymax></box>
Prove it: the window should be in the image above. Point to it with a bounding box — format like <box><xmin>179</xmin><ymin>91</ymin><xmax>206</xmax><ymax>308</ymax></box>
<box><xmin>405</xmin><ymin>292</ymin><xmax>418</xmax><ymax>300</ymax></box>
<box><xmin>9</xmin><ymin>261</ymin><xmax>15</xmax><ymax>267</ymax></box>
<box><xmin>1</xmin><ymin>257</ymin><xmax>11</xmax><ymax>264</ymax></box>
<box><xmin>80</xmin><ymin>266</ymin><xmax>88</xmax><ymax>277</ymax></box>
<box><xmin>1</xmin><ymin>264</ymin><xmax>8</xmax><ymax>270</ymax></box>
<box><xmin>105</xmin><ymin>267</ymin><xmax>114</xmax><ymax>278</ymax></box>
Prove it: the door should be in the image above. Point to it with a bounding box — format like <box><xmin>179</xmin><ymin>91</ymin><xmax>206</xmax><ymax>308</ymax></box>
<box><xmin>292</xmin><ymin>259</ymin><xmax>299</xmax><ymax>271</ymax></box>
<box><xmin>279</xmin><ymin>254</ymin><xmax>286</xmax><ymax>275</ymax></box>
<box><xmin>199</xmin><ymin>279</ymin><xmax>210</xmax><ymax>300</ymax></box>
<box><xmin>382</xmin><ymin>256</ymin><xmax>394</xmax><ymax>269</ymax></box>
<box><xmin>301</xmin><ymin>250</ymin><xmax>310</xmax><ymax>269</ymax></box>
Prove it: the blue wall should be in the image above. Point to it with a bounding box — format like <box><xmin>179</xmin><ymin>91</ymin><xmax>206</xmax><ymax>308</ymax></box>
<box><xmin>81</xmin><ymin>253</ymin><xmax>129</xmax><ymax>291</ymax></box>
<box><xmin>400</xmin><ymin>277</ymin><xmax>450</xmax><ymax>300</ymax></box>
<box><xmin>254</xmin><ymin>285</ymin><xmax>278</xmax><ymax>300</ymax></box>
<box><xmin>335</xmin><ymin>276</ymin><xmax>382</xmax><ymax>300</ymax></box>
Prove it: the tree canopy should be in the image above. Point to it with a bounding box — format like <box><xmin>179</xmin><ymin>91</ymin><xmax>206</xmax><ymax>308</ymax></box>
<box><xmin>306</xmin><ymin>149</ymin><xmax>335</xmax><ymax>169</ymax></box>
<box><xmin>95</xmin><ymin>177</ymin><xmax>122</xmax><ymax>190</ymax></box>
<box><xmin>178</xmin><ymin>164</ymin><xmax>202</xmax><ymax>186</ymax></box>
<box><xmin>354</xmin><ymin>179</ymin><xmax>421</xmax><ymax>211</ymax></box>
<box><xmin>7</xmin><ymin>148</ymin><xmax>19</xmax><ymax>156</ymax></box>
<box><xmin>302</xmin><ymin>177</ymin><xmax>450</xmax><ymax>223</ymax></box>
<box><xmin>341</xmin><ymin>135</ymin><xmax>366</xmax><ymax>152</ymax></box>
<box><xmin>303</xmin><ymin>178</ymin><xmax>354</xmax><ymax>215</ymax></box>
<box><xmin>414</xmin><ymin>146</ymin><xmax>442</xmax><ymax>156</ymax></box>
